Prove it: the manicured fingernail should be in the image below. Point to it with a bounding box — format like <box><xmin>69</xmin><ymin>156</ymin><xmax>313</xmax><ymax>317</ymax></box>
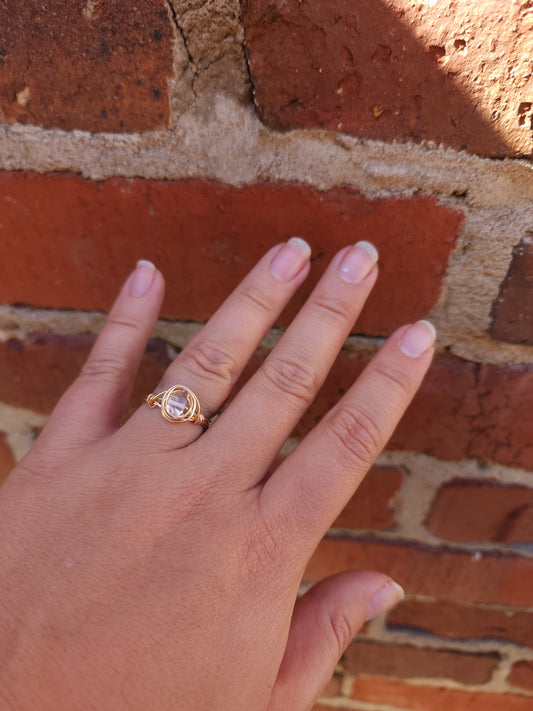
<box><xmin>338</xmin><ymin>241</ymin><xmax>379</xmax><ymax>284</ymax></box>
<box><xmin>129</xmin><ymin>260</ymin><xmax>156</xmax><ymax>297</ymax></box>
<box><xmin>270</xmin><ymin>237</ymin><xmax>311</xmax><ymax>282</ymax></box>
<box><xmin>365</xmin><ymin>580</ymin><xmax>405</xmax><ymax>621</ymax></box>
<box><xmin>399</xmin><ymin>320</ymin><xmax>436</xmax><ymax>358</ymax></box>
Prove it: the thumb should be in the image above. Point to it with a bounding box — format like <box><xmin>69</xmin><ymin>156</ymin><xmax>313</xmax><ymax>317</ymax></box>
<box><xmin>270</xmin><ymin>571</ymin><xmax>404</xmax><ymax>711</ymax></box>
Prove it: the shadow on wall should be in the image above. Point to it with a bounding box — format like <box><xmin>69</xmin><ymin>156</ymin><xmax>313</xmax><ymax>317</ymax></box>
<box><xmin>242</xmin><ymin>0</ymin><xmax>531</xmax><ymax>158</ymax></box>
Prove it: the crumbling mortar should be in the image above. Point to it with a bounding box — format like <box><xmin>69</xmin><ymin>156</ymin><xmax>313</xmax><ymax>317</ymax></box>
<box><xmin>165</xmin><ymin>0</ymin><xmax>197</xmax><ymax>97</ymax></box>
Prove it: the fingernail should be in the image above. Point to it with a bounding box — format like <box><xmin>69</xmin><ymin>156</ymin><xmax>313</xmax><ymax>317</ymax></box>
<box><xmin>365</xmin><ymin>580</ymin><xmax>405</xmax><ymax>621</ymax></box>
<box><xmin>399</xmin><ymin>320</ymin><xmax>436</xmax><ymax>358</ymax></box>
<box><xmin>129</xmin><ymin>260</ymin><xmax>156</xmax><ymax>297</ymax></box>
<box><xmin>270</xmin><ymin>237</ymin><xmax>311</xmax><ymax>282</ymax></box>
<box><xmin>338</xmin><ymin>241</ymin><xmax>379</xmax><ymax>284</ymax></box>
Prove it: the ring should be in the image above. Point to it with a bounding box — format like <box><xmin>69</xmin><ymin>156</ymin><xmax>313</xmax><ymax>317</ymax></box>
<box><xmin>145</xmin><ymin>385</ymin><xmax>210</xmax><ymax>429</ymax></box>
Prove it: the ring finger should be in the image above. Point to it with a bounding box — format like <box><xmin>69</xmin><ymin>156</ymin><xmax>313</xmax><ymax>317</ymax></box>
<box><xmin>127</xmin><ymin>238</ymin><xmax>312</xmax><ymax>448</ymax></box>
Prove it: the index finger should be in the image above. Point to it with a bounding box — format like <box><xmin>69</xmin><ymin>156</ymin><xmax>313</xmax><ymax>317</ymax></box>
<box><xmin>261</xmin><ymin>321</ymin><xmax>435</xmax><ymax>554</ymax></box>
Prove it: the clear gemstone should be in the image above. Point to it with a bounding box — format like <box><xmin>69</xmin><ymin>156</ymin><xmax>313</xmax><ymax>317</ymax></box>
<box><xmin>166</xmin><ymin>389</ymin><xmax>188</xmax><ymax>419</ymax></box>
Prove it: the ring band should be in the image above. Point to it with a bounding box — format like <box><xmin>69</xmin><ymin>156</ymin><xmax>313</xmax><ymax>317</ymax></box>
<box><xmin>145</xmin><ymin>385</ymin><xmax>210</xmax><ymax>429</ymax></box>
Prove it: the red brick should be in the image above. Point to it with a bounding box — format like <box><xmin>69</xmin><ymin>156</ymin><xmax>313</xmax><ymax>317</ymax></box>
<box><xmin>0</xmin><ymin>335</ymin><xmax>170</xmax><ymax>416</ymax></box>
<box><xmin>491</xmin><ymin>237</ymin><xmax>533</xmax><ymax>345</ymax></box>
<box><xmin>344</xmin><ymin>640</ymin><xmax>498</xmax><ymax>685</ymax></box>
<box><xmin>0</xmin><ymin>0</ymin><xmax>173</xmax><ymax>132</ymax></box>
<box><xmin>242</xmin><ymin>0</ymin><xmax>530</xmax><ymax>157</ymax></box>
<box><xmin>333</xmin><ymin>466</ymin><xmax>403</xmax><ymax>531</ymax></box>
<box><xmin>0</xmin><ymin>433</ymin><xmax>16</xmax><ymax>485</ymax></box>
<box><xmin>295</xmin><ymin>353</ymin><xmax>533</xmax><ymax>471</ymax></box>
<box><xmin>5</xmin><ymin>334</ymin><xmax>533</xmax><ymax>471</ymax></box>
<box><xmin>426</xmin><ymin>480</ymin><xmax>533</xmax><ymax>543</ymax></box>
<box><xmin>509</xmin><ymin>661</ymin><xmax>533</xmax><ymax>693</ymax></box>
<box><xmin>351</xmin><ymin>676</ymin><xmax>533</xmax><ymax>711</ymax></box>
<box><xmin>304</xmin><ymin>538</ymin><xmax>533</xmax><ymax>607</ymax></box>
<box><xmin>388</xmin><ymin>599</ymin><xmax>533</xmax><ymax>650</ymax></box>
<box><xmin>0</xmin><ymin>172</ymin><xmax>462</xmax><ymax>337</ymax></box>
<box><xmin>468</xmin><ymin>363</ymin><xmax>533</xmax><ymax>470</ymax></box>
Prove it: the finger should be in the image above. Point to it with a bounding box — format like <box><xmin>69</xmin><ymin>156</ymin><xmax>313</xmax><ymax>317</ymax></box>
<box><xmin>128</xmin><ymin>239</ymin><xmax>311</xmax><ymax>447</ymax></box>
<box><xmin>270</xmin><ymin>571</ymin><xmax>404</xmax><ymax>711</ymax></box>
<box><xmin>48</xmin><ymin>260</ymin><xmax>165</xmax><ymax>441</ymax></box>
<box><xmin>208</xmin><ymin>242</ymin><xmax>379</xmax><ymax>484</ymax></box>
<box><xmin>263</xmin><ymin>321</ymin><xmax>436</xmax><ymax>550</ymax></box>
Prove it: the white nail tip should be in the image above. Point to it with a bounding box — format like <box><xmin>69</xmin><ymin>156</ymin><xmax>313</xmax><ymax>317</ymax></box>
<box><xmin>417</xmin><ymin>319</ymin><xmax>437</xmax><ymax>340</ymax></box>
<box><xmin>355</xmin><ymin>240</ymin><xmax>379</xmax><ymax>263</ymax></box>
<box><xmin>287</xmin><ymin>236</ymin><xmax>312</xmax><ymax>259</ymax></box>
<box><xmin>136</xmin><ymin>259</ymin><xmax>156</xmax><ymax>270</ymax></box>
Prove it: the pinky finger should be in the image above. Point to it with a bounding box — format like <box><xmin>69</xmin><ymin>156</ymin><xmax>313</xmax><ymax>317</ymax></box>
<box><xmin>49</xmin><ymin>260</ymin><xmax>165</xmax><ymax>442</ymax></box>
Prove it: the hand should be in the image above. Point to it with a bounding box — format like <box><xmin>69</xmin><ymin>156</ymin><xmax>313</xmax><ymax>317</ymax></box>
<box><xmin>0</xmin><ymin>239</ymin><xmax>435</xmax><ymax>711</ymax></box>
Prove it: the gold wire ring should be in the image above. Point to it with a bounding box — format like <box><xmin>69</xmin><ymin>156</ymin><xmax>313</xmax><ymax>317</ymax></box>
<box><xmin>145</xmin><ymin>385</ymin><xmax>210</xmax><ymax>429</ymax></box>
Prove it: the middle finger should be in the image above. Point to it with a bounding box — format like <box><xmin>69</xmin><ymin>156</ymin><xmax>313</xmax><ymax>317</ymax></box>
<box><xmin>207</xmin><ymin>241</ymin><xmax>379</xmax><ymax>485</ymax></box>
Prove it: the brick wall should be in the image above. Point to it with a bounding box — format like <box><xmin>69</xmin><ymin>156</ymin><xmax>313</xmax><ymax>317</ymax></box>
<box><xmin>1</xmin><ymin>1</ymin><xmax>533</xmax><ymax>709</ymax></box>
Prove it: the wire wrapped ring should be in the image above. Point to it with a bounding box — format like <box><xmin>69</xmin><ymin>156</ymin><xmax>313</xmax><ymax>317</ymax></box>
<box><xmin>145</xmin><ymin>385</ymin><xmax>210</xmax><ymax>429</ymax></box>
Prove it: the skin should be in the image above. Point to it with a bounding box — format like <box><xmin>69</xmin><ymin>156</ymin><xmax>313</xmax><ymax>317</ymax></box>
<box><xmin>0</xmin><ymin>241</ymin><xmax>434</xmax><ymax>710</ymax></box>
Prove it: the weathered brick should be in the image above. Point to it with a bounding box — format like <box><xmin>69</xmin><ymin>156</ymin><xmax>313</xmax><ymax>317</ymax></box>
<box><xmin>509</xmin><ymin>661</ymin><xmax>533</xmax><ymax>693</ymax></box>
<box><xmin>295</xmin><ymin>353</ymin><xmax>533</xmax><ymax>470</ymax></box>
<box><xmin>351</xmin><ymin>676</ymin><xmax>533</xmax><ymax>711</ymax></box>
<box><xmin>343</xmin><ymin>640</ymin><xmax>498</xmax><ymax>685</ymax></box>
<box><xmin>0</xmin><ymin>335</ymin><xmax>170</xmax><ymax>416</ymax></box>
<box><xmin>0</xmin><ymin>172</ymin><xmax>462</xmax><ymax>337</ymax></box>
<box><xmin>0</xmin><ymin>432</ymin><xmax>16</xmax><ymax>485</ymax></box>
<box><xmin>333</xmin><ymin>466</ymin><xmax>403</xmax><ymax>531</ymax></box>
<box><xmin>425</xmin><ymin>480</ymin><xmax>533</xmax><ymax>543</ymax></box>
<box><xmin>304</xmin><ymin>538</ymin><xmax>533</xmax><ymax>607</ymax></box>
<box><xmin>0</xmin><ymin>0</ymin><xmax>173</xmax><ymax>132</ymax></box>
<box><xmin>491</xmin><ymin>237</ymin><xmax>533</xmax><ymax>345</ymax></box>
<box><xmin>388</xmin><ymin>599</ymin><xmax>533</xmax><ymax>650</ymax></box>
<box><xmin>242</xmin><ymin>0</ymin><xmax>532</xmax><ymax>157</ymax></box>
<box><xmin>4</xmin><ymin>332</ymin><xmax>533</xmax><ymax>470</ymax></box>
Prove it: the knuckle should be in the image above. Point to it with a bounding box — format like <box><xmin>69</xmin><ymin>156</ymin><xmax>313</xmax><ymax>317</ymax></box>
<box><xmin>80</xmin><ymin>353</ymin><xmax>127</xmax><ymax>382</ymax></box>
<box><xmin>329</xmin><ymin>405</ymin><xmax>382</xmax><ymax>464</ymax></box>
<box><xmin>238</xmin><ymin>284</ymin><xmax>275</xmax><ymax>317</ymax></box>
<box><xmin>262</xmin><ymin>353</ymin><xmax>318</xmax><ymax>405</ymax></box>
<box><xmin>181</xmin><ymin>339</ymin><xmax>239</xmax><ymax>388</ymax></box>
<box><xmin>327</xmin><ymin>604</ymin><xmax>355</xmax><ymax>658</ymax></box>
<box><xmin>312</xmin><ymin>294</ymin><xmax>352</xmax><ymax>324</ymax></box>
<box><xmin>106</xmin><ymin>312</ymin><xmax>145</xmax><ymax>336</ymax></box>
<box><xmin>370</xmin><ymin>362</ymin><xmax>411</xmax><ymax>400</ymax></box>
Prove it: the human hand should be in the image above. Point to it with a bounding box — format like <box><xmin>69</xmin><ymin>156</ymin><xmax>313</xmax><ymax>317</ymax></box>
<box><xmin>0</xmin><ymin>239</ymin><xmax>435</xmax><ymax>710</ymax></box>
